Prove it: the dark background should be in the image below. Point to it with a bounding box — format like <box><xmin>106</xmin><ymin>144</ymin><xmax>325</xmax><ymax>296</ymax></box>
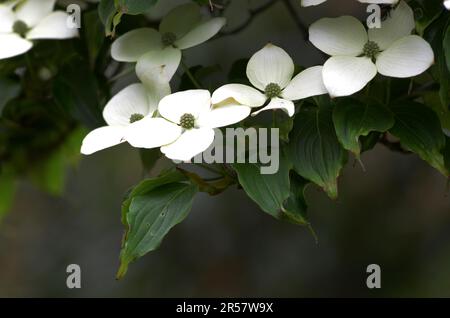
<box><xmin>1</xmin><ymin>0</ymin><xmax>449</xmax><ymax>297</ymax></box>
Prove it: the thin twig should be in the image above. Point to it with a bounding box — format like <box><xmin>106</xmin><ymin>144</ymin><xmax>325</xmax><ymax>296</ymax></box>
<box><xmin>281</xmin><ymin>0</ymin><xmax>308</xmax><ymax>39</ymax></box>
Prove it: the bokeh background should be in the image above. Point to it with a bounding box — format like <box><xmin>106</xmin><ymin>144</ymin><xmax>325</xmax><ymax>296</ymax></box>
<box><xmin>1</xmin><ymin>0</ymin><xmax>450</xmax><ymax>297</ymax></box>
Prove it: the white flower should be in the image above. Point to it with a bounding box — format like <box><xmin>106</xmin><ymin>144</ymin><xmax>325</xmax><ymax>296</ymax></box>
<box><xmin>211</xmin><ymin>44</ymin><xmax>327</xmax><ymax>117</ymax></box>
<box><xmin>110</xmin><ymin>3</ymin><xmax>226</xmax><ymax>89</ymax></box>
<box><xmin>301</xmin><ymin>0</ymin><xmax>399</xmax><ymax>7</ymax></box>
<box><xmin>444</xmin><ymin>0</ymin><xmax>450</xmax><ymax>10</ymax></box>
<box><xmin>81</xmin><ymin>83</ymin><xmax>180</xmax><ymax>155</ymax></box>
<box><xmin>309</xmin><ymin>1</ymin><xmax>434</xmax><ymax>97</ymax></box>
<box><xmin>0</xmin><ymin>0</ymin><xmax>78</xmax><ymax>60</ymax></box>
<box><xmin>133</xmin><ymin>90</ymin><xmax>252</xmax><ymax>162</ymax></box>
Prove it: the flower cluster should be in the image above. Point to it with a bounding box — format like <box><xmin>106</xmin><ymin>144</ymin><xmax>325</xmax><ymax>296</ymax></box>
<box><xmin>0</xmin><ymin>0</ymin><xmax>78</xmax><ymax>59</ymax></box>
<box><xmin>81</xmin><ymin>1</ymin><xmax>434</xmax><ymax>162</ymax></box>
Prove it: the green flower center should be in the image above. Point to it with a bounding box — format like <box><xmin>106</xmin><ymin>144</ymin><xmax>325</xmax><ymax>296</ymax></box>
<box><xmin>180</xmin><ymin>113</ymin><xmax>195</xmax><ymax>129</ymax></box>
<box><xmin>264</xmin><ymin>83</ymin><xmax>282</xmax><ymax>98</ymax></box>
<box><xmin>129</xmin><ymin>113</ymin><xmax>144</xmax><ymax>123</ymax></box>
<box><xmin>161</xmin><ymin>32</ymin><xmax>177</xmax><ymax>47</ymax></box>
<box><xmin>13</xmin><ymin>20</ymin><xmax>29</xmax><ymax>37</ymax></box>
<box><xmin>363</xmin><ymin>41</ymin><xmax>380</xmax><ymax>60</ymax></box>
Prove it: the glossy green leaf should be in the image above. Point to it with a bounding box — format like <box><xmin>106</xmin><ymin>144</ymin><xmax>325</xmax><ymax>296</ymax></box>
<box><xmin>288</xmin><ymin>106</ymin><xmax>347</xmax><ymax>199</ymax></box>
<box><xmin>118</xmin><ymin>179</ymin><xmax>198</xmax><ymax>278</ymax></box>
<box><xmin>116</xmin><ymin>0</ymin><xmax>159</xmax><ymax>15</ymax></box>
<box><xmin>333</xmin><ymin>99</ymin><xmax>394</xmax><ymax>157</ymax></box>
<box><xmin>389</xmin><ymin>102</ymin><xmax>448</xmax><ymax>176</ymax></box>
<box><xmin>233</xmin><ymin>152</ymin><xmax>292</xmax><ymax>219</ymax></box>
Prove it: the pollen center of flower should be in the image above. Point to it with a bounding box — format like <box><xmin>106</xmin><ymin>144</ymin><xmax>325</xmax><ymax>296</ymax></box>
<box><xmin>180</xmin><ymin>113</ymin><xmax>195</xmax><ymax>129</ymax></box>
<box><xmin>161</xmin><ymin>32</ymin><xmax>177</xmax><ymax>47</ymax></box>
<box><xmin>13</xmin><ymin>20</ymin><xmax>29</xmax><ymax>37</ymax></box>
<box><xmin>363</xmin><ymin>41</ymin><xmax>380</xmax><ymax>59</ymax></box>
<box><xmin>129</xmin><ymin>113</ymin><xmax>144</xmax><ymax>123</ymax></box>
<box><xmin>264</xmin><ymin>83</ymin><xmax>282</xmax><ymax>98</ymax></box>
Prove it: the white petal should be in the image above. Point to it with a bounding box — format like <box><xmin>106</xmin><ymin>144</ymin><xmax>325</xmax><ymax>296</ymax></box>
<box><xmin>309</xmin><ymin>16</ymin><xmax>367</xmax><ymax>56</ymax></box>
<box><xmin>323</xmin><ymin>56</ymin><xmax>377</xmax><ymax>97</ymax></box>
<box><xmin>15</xmin><ymin>0</ymin><xmax>55</xmax><ymax>28</ymax></box>
<box><xmin>252</xmin><ymin>98</ymin><xmax>295</xmax><ymax>117</ymax></box>
<box><xmin>0</xmin><ymin>4</ymin><xmax>16</xmax><ymax>33</ymax></box>
<box><xmin>197</xmin><ymin>103</ymin><xmax>251</xmax><ymax>128</ymax></box>
<box><xmin>125</xmin><ymin>117</ymin><xmax>182</xmax><ymax>149</ymax></box>
<box><xmin>161</xmin><ymin>128</ymin><xmax>215</xmax><ymax>161</ymax></box>
<box><xmin>376</xmin><ymin>35</ymin><xmax>434</xmax><ymax>78</ymax></box>
<box><xmin>111</xmin><ymin>28</ymin><xmax>162</xmax><ymax>62</ymax></box>
<box><xmin>301</xmin><ymin>0</ymin><xmax>327</xmax><ymax>6</ymax></box>
<box><xmin>159</xmin><ymin>3</ymin><xmax>201</xmax><ymax>39</ymax></box>
<box><xmin>80</xmin><ymin>126</ymin><xmax>126</xmax><ymax>155</ymax></box>
<box><xmin>368</xmin><ymin>1</ymin><xmax>415</xmax><ymax>50</ymax></box>
<box><xmin>282</xmin><ymin>66</ymin><xmax>327</xmax><ymax>101</ymax></box>
<box><xmin>26</xmin><ymin>11</ymin><xmax>78</xmax><ymax>40</ymax></box>
<box><xmin>158</xmin><ymin>89</ymin><xmax>211</xmax><ymax>124</ymax></box>
<box><xmin>135</xmin><ymin>46</ymin><xmax>181</xmax><ymax>88</ymax></box>
<box><xmin>246</xmin><ymin>43</ymin><xmax>295</xmax><ymax>91</ymax></box>
<box><xmin>103</xmin><ymin>83</ymin><xmax>152</xmax><ymax>126</ymax></box>
<box><xmin>211</xmin><ymin>84</ymin><xmax>266</xmax><ymax>107</ymax></box>
<box><xmin>175</xmin><ymin>17</ymin><xmax>226</xmax><ymax>50</ymax></box>
<box><xmin>0</xmin><ymin>33</ymin><xmax>33</xmax><ymax>59</ymax></box>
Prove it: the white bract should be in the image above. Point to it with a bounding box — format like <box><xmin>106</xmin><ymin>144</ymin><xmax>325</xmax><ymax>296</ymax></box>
<box><xmin>212</xmin><ymin>44</ymin><xmax>327</xmax><ymax>117</ymax></box>
<box><xmin>444</xmin><ymin>0</ymin><xmax>450</xmax><ymax>10</ymax></box>
<box><xmin>309</xmin><ymin>1</ymin><xmax>434</xmax><ymax>97</ymax></box>
<box><xmin>301</xmin><ymin>0</ymin><xmax>398</xmax><ymax>7</ymax></box>
<box><xmin>132</xmin><ymin>90</ymin><xmax>252</xmax><ymax>162</ymax></box>
<box><xmin>110</xmin><ymin>3</ymin><xmax>226</xmax><ymax>89</ymax></box>
<box><xmin>81</xmin><ymin>83</ymin><xmax>180</xmax><ymax>155</ymax></box>
<box><xmin>0</xmin><ymin>0</ymin><xmax>78</xmax><ymax>60</ymax></box>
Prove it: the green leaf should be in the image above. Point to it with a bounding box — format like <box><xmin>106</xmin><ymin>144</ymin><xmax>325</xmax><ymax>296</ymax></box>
<box><xmin>233</xmin><ymin>150</ymin><xmax>311</xmax><ymax>226</ymax></box>
<box><xmin>30</xmin><ymin>127</ymin><xmax>86</xmax><ymax>195</ymax></box>
<box><xmin>121</xmin><ymin>169</ymin><xmax>187</xmax><ymax>225</ymax></box>
<box><xmin>118</xmin><ymin>179</ymin><xmax>198</xmax><ymax>278</ymax></box>
<box><xmin>409</xmin><ymin>0</ymin><xmax>444</xmax><ymax>35</ymax></box>
<box><xmin>233</xmin><ymin>152</ymin><xmax>292</xmax><ymax>219</ymax></box>
<box><xmin>389</xmin><ymin>102</ymin><xmax>448</xmax><ymax>176</ymax></box>
<box><xmin>116</xmin><ymin>0</ymin><xmax>159</xmax><ymax>15</ymax></box>
<box><xmin>288</xmin><ymin>105</ymin><xmax>347</xmax><ymax>199</ymax></box>
<box><xmin>444</xmin><ymin>23</ymin><xmax>450</xmax><ymax>73</ymax></box>
<box><xmin>282</xmin><ymin>173</ymin><xmax>310</xmax><ymax>226</ymax></box>
<box><xmin>83</xmin><ymin>10</ymin><xmax>106</xmax><ymax>67</ymax></box>
<box><xmin>333</xmin><ymin>99</ymin><xmax>394</xmax><ymax>157</ymax></box>
<box><xmin>98</xmin><ymin>0</ymin><xmax>116</xmax><ymax>35</ymax></box>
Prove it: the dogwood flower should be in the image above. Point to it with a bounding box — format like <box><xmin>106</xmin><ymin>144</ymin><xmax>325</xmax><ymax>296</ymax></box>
<box><xmin>301</xmin><ymin>0</ymin><xmax>398</xmax><ymax>7</ymax></box>
<box><xmin>444</xmin><ymin>0</ymin><xmax>450</xmax><ymax>10</ymax></box>
<box><xmin>309</xmin><ymin>1</ymin><xmax>434</xmax><ymax>97</ymax></box>
<box><xmin>0</xmin><ymin>0</ymin><xmax>78</xmax><ymax>60</ymax></box>
<box><xmin>81</xmin><ymin>83</ymin><xmax>180</xmax><ymax>155</ymax></box>
<box><xmin>211</xmin><ymin>44</ymin><xmax>327</xmax><ymax>117</ymax></box>
<box><xmin>110</xmin><ymin>3</ymin><xmax>226</xmax><ymax>89</ymax></box>
<box><xmin>131</xmin><ymin>90</ymin><xmax>252</xmax><ymax>161</ymax></box>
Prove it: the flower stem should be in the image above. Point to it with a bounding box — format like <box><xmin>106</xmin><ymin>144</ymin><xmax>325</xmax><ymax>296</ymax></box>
<box><xmin>181</xmin><ymin>59</ymin><xmax>202</xmax><ymax>89</ymax></box>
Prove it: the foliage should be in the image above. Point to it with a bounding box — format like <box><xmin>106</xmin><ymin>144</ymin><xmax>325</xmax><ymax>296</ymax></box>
<box><xmin>0</xmin><ymin>0</ymin><xmax>449</xmax><ymax>277</ymax></box>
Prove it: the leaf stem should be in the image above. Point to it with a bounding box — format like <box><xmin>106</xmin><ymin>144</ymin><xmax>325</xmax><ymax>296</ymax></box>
<box><xmin>181</xmin><ymin>59</ymin><xmax>202</xmax><ymax>89</ymax></box>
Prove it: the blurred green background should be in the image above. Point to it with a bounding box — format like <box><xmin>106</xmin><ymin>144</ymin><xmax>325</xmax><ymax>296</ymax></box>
<box><xmin>1</xmin><ymin>0</ymin><xmax>450</xmax><ymax>297</ymax></box>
